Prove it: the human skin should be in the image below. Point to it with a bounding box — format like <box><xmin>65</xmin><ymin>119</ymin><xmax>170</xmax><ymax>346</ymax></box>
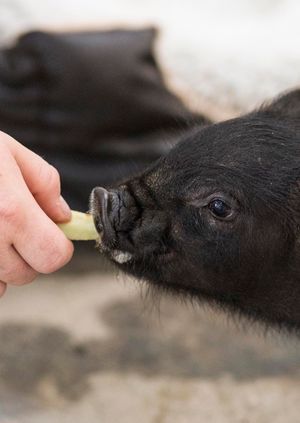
<box><xmin>0</xmin><ymin>131</ymin><xmax>74</xmax><ymax>297</ymax></box>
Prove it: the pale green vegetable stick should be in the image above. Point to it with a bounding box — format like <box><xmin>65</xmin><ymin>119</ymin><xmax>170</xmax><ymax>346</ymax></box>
<box><xmin>57</xmin><ymin>210</ymin><xmax>100</xmax><ymax>241</ymax></box>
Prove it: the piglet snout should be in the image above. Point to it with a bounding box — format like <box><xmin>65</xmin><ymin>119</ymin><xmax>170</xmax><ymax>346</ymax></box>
<box><xmin>90</xmin><ymin>187</ymin><xmax>120</xmax><ymax>249</ymax></box>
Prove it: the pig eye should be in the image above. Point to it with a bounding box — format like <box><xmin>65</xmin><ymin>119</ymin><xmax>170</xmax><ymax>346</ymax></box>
<box><xmin>208</xmin><ymin>199</ymin><xmax>232</xmax><ymax>219</ymax></box>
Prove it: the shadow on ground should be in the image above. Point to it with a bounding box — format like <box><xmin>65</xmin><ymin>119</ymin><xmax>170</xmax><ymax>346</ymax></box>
<box><xmin>0</xmin><ymin>293</ymin><xmax>299</xmax><ymax>403</ymax></box>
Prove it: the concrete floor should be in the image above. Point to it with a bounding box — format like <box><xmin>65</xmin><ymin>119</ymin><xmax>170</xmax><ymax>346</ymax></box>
<box><xmin>0</xmin><ymin>245</ymin><xmax>299</xmax><ymax>422</ymax></box>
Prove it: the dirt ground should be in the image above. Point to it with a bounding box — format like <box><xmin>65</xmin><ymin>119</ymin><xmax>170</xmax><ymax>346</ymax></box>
<box><xmin>0</xmin><ymin>244</ymin><xmax>299</xmax><ymax>423</ymax></box>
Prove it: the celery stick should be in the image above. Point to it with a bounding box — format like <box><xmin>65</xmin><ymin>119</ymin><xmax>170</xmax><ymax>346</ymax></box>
<box><xmin>58</xmin><ymin>210</ymin><xmax>99</xmax><ymax>241</ymax></box>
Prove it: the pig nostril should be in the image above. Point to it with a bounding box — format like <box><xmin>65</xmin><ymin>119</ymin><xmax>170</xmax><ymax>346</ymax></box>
<box><xmin>91</xmin><ymin>186</ymin><xmax>117</xmax><ymax>248</ymax></box>
<box><xmin>92</xmin><ymin>187</ymin><xmax>110</xmax><ymax>228</ymax></box>
<box><xmin>92</xmin><ymin>187</ymin><xmax>109</xmax><ymax>210</ymax></box>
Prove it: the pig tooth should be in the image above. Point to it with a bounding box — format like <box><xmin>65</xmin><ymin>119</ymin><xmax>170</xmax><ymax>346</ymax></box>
<box><xmin>112</xmin><ymin>250</ymin><xmax>133</xmax><ymax>264</ymax></box>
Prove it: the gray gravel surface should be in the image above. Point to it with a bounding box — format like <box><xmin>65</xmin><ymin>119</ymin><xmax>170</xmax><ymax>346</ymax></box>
<box><xmin>0</xmin><ymin>246</ymin><xmax>299</xmax><ymax>422</ymax></box>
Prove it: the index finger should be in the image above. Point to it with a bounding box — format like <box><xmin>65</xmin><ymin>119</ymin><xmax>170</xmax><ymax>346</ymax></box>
<box><xmin>1</xmin><ymin>132</ymin><xmax>71</xmax><ymax>223</ymax></box>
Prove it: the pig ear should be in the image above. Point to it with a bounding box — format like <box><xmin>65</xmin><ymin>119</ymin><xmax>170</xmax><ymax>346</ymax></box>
<box><xmin>260</xmin><ymin>89</ymin><xmax>300</xmax><ymax>120</ymax></box>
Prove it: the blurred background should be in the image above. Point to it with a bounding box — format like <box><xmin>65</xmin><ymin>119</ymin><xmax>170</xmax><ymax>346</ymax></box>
<box><xmin>0</xmin><ymin>0</ymin><xmax>300</xmax><ymax>422</ymax></box>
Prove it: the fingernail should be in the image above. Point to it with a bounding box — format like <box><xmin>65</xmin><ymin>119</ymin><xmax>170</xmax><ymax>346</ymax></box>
<box><xmin>59</xmin><ymin>195</ymin><xmax>71</xmax><ymax>217</ymax></box>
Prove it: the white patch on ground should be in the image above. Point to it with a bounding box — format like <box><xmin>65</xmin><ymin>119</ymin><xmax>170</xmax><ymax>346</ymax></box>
<box><xmin>0</xmin><ymin>273</ymin><xmax>299</xmax><ymax>422</ymax></box>
<box><xmin>1</xmin><ymin>0</ymin><xmax>300</xmax><ymax>118</ymax></box>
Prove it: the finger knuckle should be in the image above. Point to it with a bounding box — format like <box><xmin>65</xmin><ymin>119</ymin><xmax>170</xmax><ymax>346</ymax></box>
<box><xmin>37</xmin><ymin>239</ymin><xmax>73</xmax><ymax>274</ymax></box>
<box><xmin>2</xmin><ymin>264</ymin><xmax>35</xmax><ymax>285</ymax></box>
<box><xmin>0</xmin><ymin>199</ymin><xmax>20</xmax><ymax>224</ymax></box>
<box><xmin>2</xmin><ymin>267</ymin><xmax>14</xmax><ymax>282</ymax></box>
<box><xmin>15</xmin><ymin>271</ymin><xmax>37</xmax><ymax>286</ymax></box>
<box><xmin>38</xmin><ymin>163</ymin><xmax>60</xmax><ymax>192</ymax></box>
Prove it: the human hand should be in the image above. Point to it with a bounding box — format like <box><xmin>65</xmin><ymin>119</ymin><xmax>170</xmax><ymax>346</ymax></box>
<box><xmin>0</xmin><ymin>131</ymin><xmax>74</xmax><ymax>297</ymax></box>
